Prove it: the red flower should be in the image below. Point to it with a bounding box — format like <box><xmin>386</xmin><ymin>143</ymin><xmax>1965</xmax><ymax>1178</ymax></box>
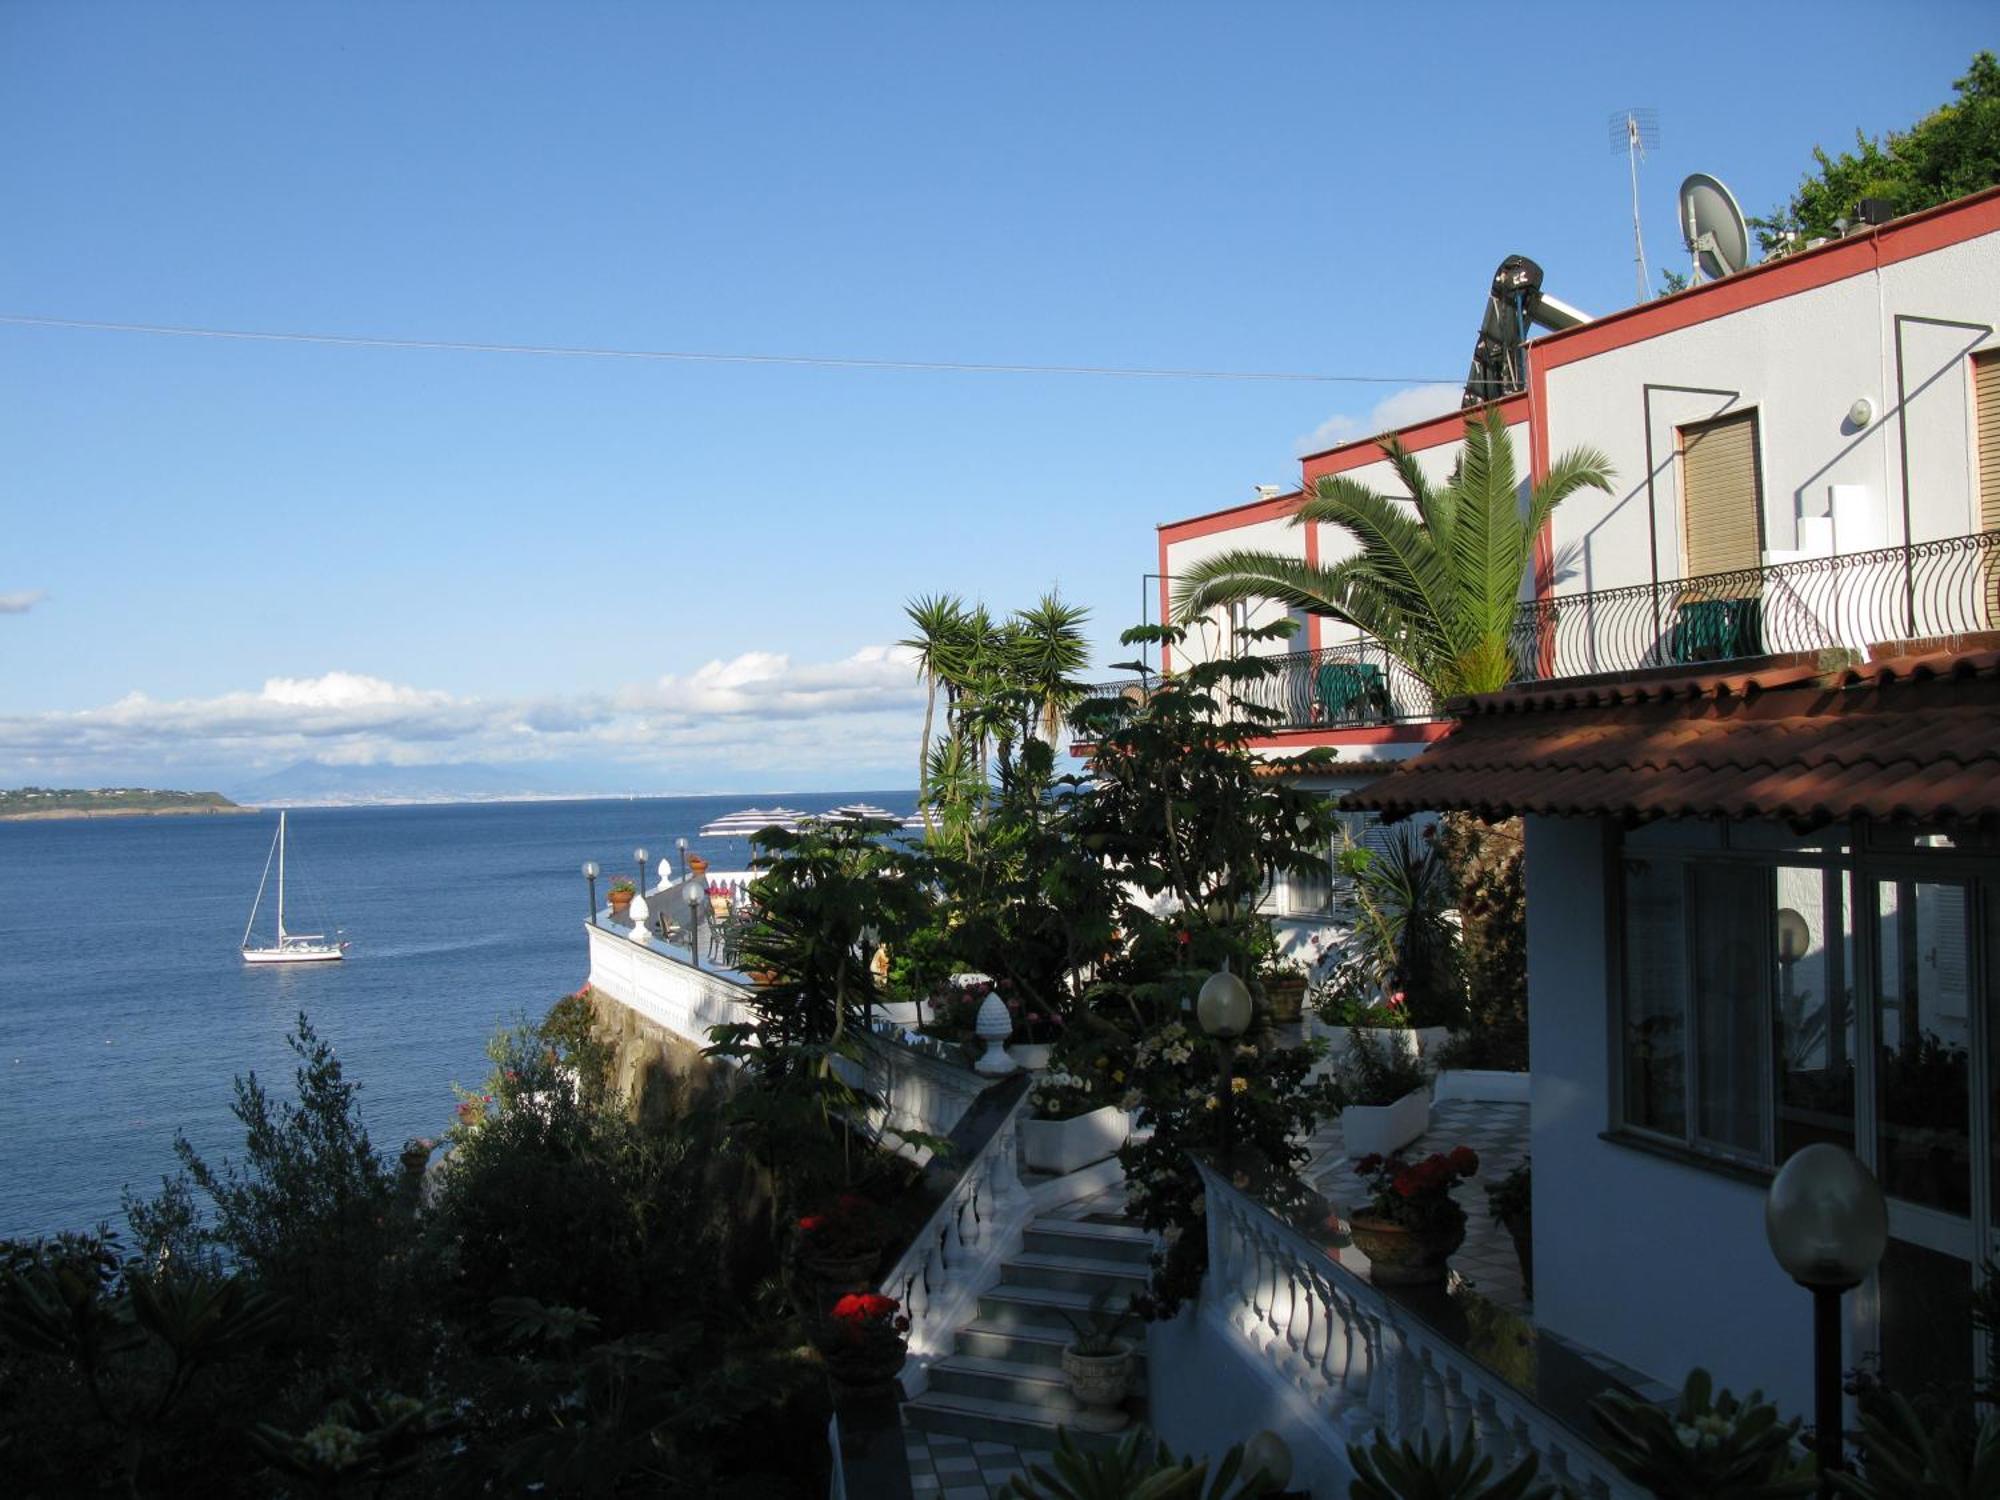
<box><xmin>1393</xmin><ymin>1171</ymin><xmax>1417</xmax><ymax>1198</ymax></box>
<box><xmin>1449</xmin><ymin>1145</ymin><xmax>1480</xmax><ymax>1175</ymax></box>
<box><xmin>1176</xmin><ymin>929</ymin><xmax>1191</xmax><ymax>948</ymax></box>
<box><xmin>796</xmin><ymin>1214</ymin><xmax>828</xmax><ymax>1233</ymax></box>
<box><xmin>831</xmin><ymin>1292</ymin><xmax>900</xmax><ymax>1324</ymax></box>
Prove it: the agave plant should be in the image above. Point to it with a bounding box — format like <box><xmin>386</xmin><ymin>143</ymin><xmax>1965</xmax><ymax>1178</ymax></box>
<box><xmin>1346</xmin><ymin>1427</ymin><xmax>1555</xmax><ymax>1500</ymax></box>
<box><xmin>1831</xmin><ymin>1392</ymin><xmax>2000</xmax><ymax>1498</ymax></box>
<box><xmin>1002</xmin><ymin>1428</ymin><xmax>1284</xmax><ymax>1500</ymax></box>
<box><xmin>1591</xmin><ymin>1368</ymin><xmax>1817</xmax><ymax>1499</ymax></box>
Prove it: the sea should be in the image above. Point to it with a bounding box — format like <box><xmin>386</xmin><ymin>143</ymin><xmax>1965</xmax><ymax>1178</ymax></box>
<box><xmin>0</xmin><ymin>792</ymin><xmax>914</xmax><ymax>1241</ymax></box>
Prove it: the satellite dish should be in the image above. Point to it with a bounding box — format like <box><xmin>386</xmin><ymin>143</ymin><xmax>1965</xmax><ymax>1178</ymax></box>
<box><xmin>1680</xmin><ymin>172</ymin><xmax>1751</xmax><ymax>281</ymax></box>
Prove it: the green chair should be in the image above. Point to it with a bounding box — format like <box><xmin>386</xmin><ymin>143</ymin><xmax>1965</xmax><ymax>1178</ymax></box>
<box><xmin>1667</xmin><ymin>595</ymin><xmax>1763</xmax><ymax>664</ymax></box>
<box><xmin>1314</xmin><ymin>662</ymin><xmax>1392</xmax><ymax>723</ymax></box>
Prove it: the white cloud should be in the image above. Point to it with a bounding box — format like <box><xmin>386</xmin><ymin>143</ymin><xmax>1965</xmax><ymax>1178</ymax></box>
<box><xmin>0</xmin><ymin>590</ymin><xmax>47</xmax><ymax>614</ymax></box>
<box><xmin>1296</xmin><ymin>382</ymin><xmax>1464</xmax><ymax>457</ymax></box>
<box><xmin>0</xmin><ymin>652</ymin><xmax>929</xmax><ymax>788</ymax></box>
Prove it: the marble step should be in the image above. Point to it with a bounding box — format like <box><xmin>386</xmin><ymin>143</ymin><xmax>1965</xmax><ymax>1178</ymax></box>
<box><xmin>974</xmin><ymin>1281</ymin><xmax>1105</xmax><ymax>1334</ymax></box>
<box><xmin>1001</xmin><ymin>1250</ymin><xmax>1152</xmax><ymax>1297</ymax></box>
<box><xmin>1021</xmin><ymin>1218</ymin><xmax>1155</xmax><ymax>1266</ymax></box>
<box><xmin>901</xmin><ymin>1387</ymin><xmax>1144</xmax><ymax>1452</ymax></box>
<box><xmin>953</xmin><ymin>1319</ymin><xmax>1150</xmax><ymax>1373</ymax></box>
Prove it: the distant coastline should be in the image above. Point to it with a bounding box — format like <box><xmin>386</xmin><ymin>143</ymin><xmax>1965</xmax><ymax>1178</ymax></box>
<box><xmin>0</xmin><ymin>788</ymin><xmax>251</xmax><ymax>822</ymax></box>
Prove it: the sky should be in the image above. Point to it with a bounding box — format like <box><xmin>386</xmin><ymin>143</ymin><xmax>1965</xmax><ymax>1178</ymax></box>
<box><xmin>0</xmin><ymin>1</ymin><xmax>1992</xmax><ymax>795</ymax></box>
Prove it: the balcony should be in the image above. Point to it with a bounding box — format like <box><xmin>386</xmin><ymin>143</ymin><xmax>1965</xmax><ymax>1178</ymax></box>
<box><xmin>1508</xmin><ymin>529</ymin><xmax>2000</xmax><ymax>685</ymax></box>
<box><xmin>1082</xmin><ymin>639</ymin><xmax>1443</xmax><ymax>732</ymax></box>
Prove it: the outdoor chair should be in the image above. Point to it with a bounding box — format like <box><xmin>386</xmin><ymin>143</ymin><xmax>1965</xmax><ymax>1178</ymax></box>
<box><xmin>1313</xmin><ymin>661</ymin><xmax>1393</xmax><ymax>723</ymax></box>
<box><xmin>1667</xmin><ymin>594</ymin><xmax>1762</xmax><ymax>664</ymax></box>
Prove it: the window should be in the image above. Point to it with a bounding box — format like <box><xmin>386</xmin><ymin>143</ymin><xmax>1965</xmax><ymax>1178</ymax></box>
<box><xmin>1678</xmin><ymin>409</ymin><xmax>1764</xmax><ymax>578</ymax></box>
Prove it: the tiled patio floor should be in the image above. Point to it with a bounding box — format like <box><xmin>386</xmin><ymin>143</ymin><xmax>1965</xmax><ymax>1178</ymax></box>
<box><xmin>903</xmin><ymin>1431</ymin><xmax>1046</xmax><ymax>1497</ymax></box>
<box><xmin>1306</xmin><ymin>1098</ymin><xmax>1532</xmax><ymax>1314</ymax></box>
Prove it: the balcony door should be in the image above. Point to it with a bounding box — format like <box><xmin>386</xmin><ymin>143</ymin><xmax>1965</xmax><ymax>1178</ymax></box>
<box><xmin>1866</xmin><ymin>875</ymin><xmax>1989</xmax><ymax>1405</ymax></box>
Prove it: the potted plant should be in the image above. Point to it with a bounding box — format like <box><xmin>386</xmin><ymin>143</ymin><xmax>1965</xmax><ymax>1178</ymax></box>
<box><xmin>1021</xmin><ymin>1062</ymin><xmax>1128</xmax><ymax>1175</ymax></box>
<box><xmin>1261</xmin><ymin>962</ymin><xmax>1309</xmax><ymax>1026</ymax></box>
<box><xmin>1057</xmin><ymin>1292</ymin><xmax>1137</xmax><ymax>1432</ymax></box>
<box><xmin>1346</xmin><ymin>1146</ymin><xmax>1480</xmax><ymax>1286</ymax></box>
<box><xmin>1334</xmin><ymin>1029</ymin><xmax>1431</xmax><ymax>1158</ymax></box>
<box><xmin>819</xmin><ymin>1291</ymin><xmax>911</xmax><ymax>1407</ymax></box>
<box><xmin>1485</xmin><ymin>1161</ymin><xmax>1532</xmax><ymax>1298</ymax></box>
<box><xmin>607</xmin><ymin>877</ymin><xmax>636</xmax><ymax>914</ymax></box>
<box><xmin>793</xmin><ymin>1192</ymin><xmax>886</xmax><ymax>1294</ymax></box>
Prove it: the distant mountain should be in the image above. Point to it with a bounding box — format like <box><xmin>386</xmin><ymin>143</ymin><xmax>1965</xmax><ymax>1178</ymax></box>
<box><xmin>233</xmin><ymin>761</ymin><xmax>566</xmax><ymax>806</ymax></box>
<box><xmin>0</xmin><ymin>787</ymin><xmax>248</xmax><ymax>820</ymax></box>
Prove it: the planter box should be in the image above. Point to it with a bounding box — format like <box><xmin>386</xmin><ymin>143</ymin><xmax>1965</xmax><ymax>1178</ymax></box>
<box><xmin>1009</xmin><ymin>1042</ymin><xmax>1055</xmax><ymax>1072</ymax></box>
<box><xmin>1312</xmin><ymin>1022</ymin><xmax>1451</xmax><ymax>1063</ymax></box>
<box><xmin>1021</xmin><ymin>1105</ymin><xmax>1129</xmax><ymax>1176</ymax></box>
<box><xmin>1432</xmin><ymin>1068</ymin><xmax>1530</xmax><ymax>1104</ymax></box>
<box><xmin>1341</xmin><ymin>1088</ymin><xmax>1430</xmax><ymax>1159</ymax></box>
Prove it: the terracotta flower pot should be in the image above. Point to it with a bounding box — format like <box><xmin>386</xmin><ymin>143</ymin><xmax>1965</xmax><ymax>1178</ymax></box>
<box><xmin>1347</xmin><ymin>1214</ymin><xmax>1465</xmax><ymax>1287</ymax></box>
<box><xmin>824</xmin><ymin>1332</ymin><xmax>908</xmax><ymax>1408</ymax></box>
<box><xmin>608</xmin><ymin>890</ymin><xmax>634</xmax><ymax>912</ymax></box>
<box><xmin>1061</xmin><ymin>1340</ymin><xmax>1134</xmax><ymax>1432</ymax></box>
<box><xmin>1263</xmin><ymin>975</ymin><xmax>1307</xmax><ymax>1024</ymax></box>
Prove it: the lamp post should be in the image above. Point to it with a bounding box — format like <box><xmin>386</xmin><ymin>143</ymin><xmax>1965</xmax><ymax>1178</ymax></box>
<box><xmin>635</xmin><ymin>846</ymin><xmax>649</xmax><ymax>894</ymax></box>
<box><xmin>1765</xmin><ymin>1143</ymin><xmax>1888</xmax><ymax>1495</ymax></box>
<box><xmin>582</xmin><ymin>861</ymin><xmax>599</xmax><ymax>925</ymax></box>
<box><xmin>683</xmin><ymin>880</ymin><xmax>705</xmax><ymax>970</ymax></box>
<box><xmin>1197</xmin><ymin>963</ymin><xmax>1253</xmax><ymax>1166</ymax></box>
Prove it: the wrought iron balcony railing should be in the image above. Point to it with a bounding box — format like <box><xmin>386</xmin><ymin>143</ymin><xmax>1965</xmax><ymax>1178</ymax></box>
<box><xmin>1508</xmin><ymin>529</ymin><xmax>2000</xmax><ymax>684</ymax></box>
<box><xmin>1079</xmin><ymin>638</ymin><xmax>1442</xmax><ymax>730</ymax></box>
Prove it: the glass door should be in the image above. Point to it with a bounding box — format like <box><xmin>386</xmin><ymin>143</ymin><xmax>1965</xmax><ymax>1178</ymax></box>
<box><xmin>1871</xmin><ymin>877</ymin><xmax>1976</xmax><ymax>1403</ymax></box>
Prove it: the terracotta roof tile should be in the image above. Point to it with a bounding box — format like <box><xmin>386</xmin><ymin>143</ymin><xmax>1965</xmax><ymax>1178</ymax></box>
<box><xmin>1344</xmin><ymin>647</ymin><xmax>2000</xmax><ymax>826</ymax></box>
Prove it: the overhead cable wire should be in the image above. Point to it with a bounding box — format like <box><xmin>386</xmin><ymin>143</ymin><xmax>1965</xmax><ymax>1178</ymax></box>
<box><xmin>0</xmin><ymin>312</ymin><xmax>1453</xmax><ymax>385</ymax></box>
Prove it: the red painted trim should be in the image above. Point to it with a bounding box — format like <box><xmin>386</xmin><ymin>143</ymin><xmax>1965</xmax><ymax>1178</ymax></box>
<box><xmin>1159</xmin><ymin>489</ymin><xmax>1304</xmax><ymax>543</ymax></box>
<box><xmin>1243</xmin><ymin>720</ymin><xmax>1456</xmax><ymax>751</ymax></box>
<box><xmin>1299</xmin><ymin>393</ymin><xmax>1530</xmax><ymax>485</ymax></box>
<box><xmin>1303</xmin><ymin>522</ymin><xmax>1322</xmax><ymax>653</ymax></box>
<box><xmin>1157</xmin><ymin>530</ymin><xmax>1173</xmax><ymax>675</ymax></box>
<box><xmin>1530</xmin><ymin>185</ymin><xmax>2000</xmax><ymax>374</ymax></box>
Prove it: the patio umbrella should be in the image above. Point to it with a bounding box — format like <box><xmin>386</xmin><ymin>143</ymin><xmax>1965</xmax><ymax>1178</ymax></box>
<box><xmin>823</xmin><ymin>803</ymin><xmax>910</xmax><ymax>827</ymax></box>
<box><xmin>697</xmin><ymin>806</ymin><xmax>807</xmax><ymax>838</ymax></box>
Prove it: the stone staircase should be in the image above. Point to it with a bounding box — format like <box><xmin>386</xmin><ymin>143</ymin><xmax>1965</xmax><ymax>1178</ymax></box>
<box><xmin>902</xmin><ymin>1213</ymin><xmax>1155</xmax><ymax>1449</ymax></box>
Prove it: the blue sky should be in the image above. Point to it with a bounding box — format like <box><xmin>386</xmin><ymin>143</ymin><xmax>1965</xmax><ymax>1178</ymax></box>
<box><xmin>1</xmin><ymin>1</ymin><xmax>1991</xmax><ymax>793</ymax></box>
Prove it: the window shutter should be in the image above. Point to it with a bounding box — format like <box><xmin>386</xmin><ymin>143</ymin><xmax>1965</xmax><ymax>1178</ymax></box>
<box><xmin>1977</xmin><ymin>353</ymin><xmax>2000</xmax><ymax>626</ymax></box>
<box><xmin>1976</xmin><ymin>352</ymin><xmax>2000</xmax><ymax>534</ymax></box>
<box><xmin>1680</xmin><ymin>411</ymin><xmax>1764</xmax><ymax>578</ymax></box>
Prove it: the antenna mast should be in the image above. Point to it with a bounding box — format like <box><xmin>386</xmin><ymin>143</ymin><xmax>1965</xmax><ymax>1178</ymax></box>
<box><xmin>1609</xmin><ymin>108</ymin><xmax>1660</xmax><ymax>300</ymax></box>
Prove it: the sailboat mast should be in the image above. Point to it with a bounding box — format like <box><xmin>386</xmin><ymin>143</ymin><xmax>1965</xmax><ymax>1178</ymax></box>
<box><xmin>277</xmin><ymin>811</ymin><xmax>287</xmax><ymax>944</ymax></box>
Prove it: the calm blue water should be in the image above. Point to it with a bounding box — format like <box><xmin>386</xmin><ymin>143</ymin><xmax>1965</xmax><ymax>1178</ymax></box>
<box><xmin>0</xmin><ymin>792</ymin><xmax>913</xmax><ymax>1240</ymax></box>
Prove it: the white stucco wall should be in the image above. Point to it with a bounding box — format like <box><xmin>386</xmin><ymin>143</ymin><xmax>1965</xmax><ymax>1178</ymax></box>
<box><xmin>1538</xmin><ymin>228</ymin><xmax>2000</xmax><ymax>599</ymax></box>
<box><xmin>1163</xmin><ymin>513</ymin><xmax>1309</xmax><ymax>667</ymax></box>
<box><xmin>1525</xmin><ymin>816</ymin><xmax>1838</xmax><ymax>1418</ymax></box>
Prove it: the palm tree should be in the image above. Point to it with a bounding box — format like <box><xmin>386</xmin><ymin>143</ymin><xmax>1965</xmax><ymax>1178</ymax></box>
<box><xmin>1172</xmin><ymin>408</ymin><xmax>1612</xmax><ymax>697</ymax></box>
<box><xmin>900</xmin><ymin>593</ymin><xmax>970</xmax><ymax>840</ymax></box>
<box><xmin>1009</xmin><ymin>591</ymin><xmax>1092</xmax><ymax>743</ymax></box>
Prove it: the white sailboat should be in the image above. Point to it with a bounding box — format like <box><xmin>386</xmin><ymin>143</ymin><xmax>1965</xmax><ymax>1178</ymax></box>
<box><xmin>241</xmin><ymin>811</ymin><xmax>346</xmax><ymax>964</ymax></box>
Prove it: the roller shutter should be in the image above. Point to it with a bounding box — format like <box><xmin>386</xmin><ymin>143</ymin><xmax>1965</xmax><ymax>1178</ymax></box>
<box><xmin>1977</xmin><ymin>352</ymin><xmax>2000</xmax><ymax>534</ymax></box>
<box><xmin>1680</xmin><ymin>410</ymin><xmax>1764</xmax><ymax>578</ymax></box>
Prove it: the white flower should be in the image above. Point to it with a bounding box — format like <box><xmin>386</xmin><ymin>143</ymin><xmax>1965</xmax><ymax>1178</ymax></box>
<box><xmin>303</xmin><ymin>1422</ymin><xmax>363</xmax><ymax>1468</ymax></box>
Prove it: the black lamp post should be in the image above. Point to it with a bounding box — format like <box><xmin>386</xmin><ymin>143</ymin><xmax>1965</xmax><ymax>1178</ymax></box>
<box><xmin>634</xmin><ymin>846</ymin><xmax>649</xmax><ymax>894</ymax></box>
<box><xmin>1765</xmin><ymin>1142</ymin><xmax>1888</xmax><ymax>1496</ymax></box>
<box><xmin>1197</xmin><ymin>963</ymin><xmax>1253</xmax><ymax>1166</ymax></box>
<box><xmin>683</xmin><ymin>881</ymin><xmax>705</xmax><ymax>971</ymax></box>
<box><xmin>582</xmin><ymin>861</ymin><xmax>599</xmax><ymax>925</ymax></box>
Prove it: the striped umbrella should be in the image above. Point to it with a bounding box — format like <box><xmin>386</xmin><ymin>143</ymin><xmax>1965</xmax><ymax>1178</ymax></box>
<box><xmin>697</xmin><ymin>806</ymin><xmax>808</xmax><ymax>838</ymax></box>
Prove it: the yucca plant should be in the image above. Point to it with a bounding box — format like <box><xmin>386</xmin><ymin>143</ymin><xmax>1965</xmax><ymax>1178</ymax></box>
<box><xmin>1831</xmin><ymin>1392</ymin><xmax>2000</xmax><ymax>1498</ymax></box>
<box><xmin>1003</xmin><ymin>1428</ymin><xmax>1284</xmax><ymax>1500</ymax></box>
<box><xmin>1172</xmin><ymin>408</ymin><xmax>1612</xmax><ymax>698</ymax></box>
<box><xmin>1592</xmin><ymin>1368</ymin><xmax>1817</xmax><ymax>1499</ymax></box>
<box><xmin>1347</xmin><ymin>1426</ymin><xmax>1555</xmax><ymax>1500</ymax></box>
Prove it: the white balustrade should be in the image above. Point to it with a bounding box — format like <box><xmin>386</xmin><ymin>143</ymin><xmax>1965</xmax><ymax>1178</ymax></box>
<box><xmin>882</xmin><ymin>1090</ymin><xmax>1034</xmax><ymax>1395</ymax></box>
<box><xmin>1196</xmin><ymin>1163</ymin><xmax>1639</xmax><ymax>1498</ymax></box>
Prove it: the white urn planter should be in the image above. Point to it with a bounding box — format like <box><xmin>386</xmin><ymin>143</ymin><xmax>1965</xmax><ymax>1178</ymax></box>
<box><xmin>1061</xmin><ymin>1341</ymin><xmax>1135</xmax><ymax>1431</ymax></box>
<box><xmin>1313</xmin><ymin>1022</ymin><xmax>1452</xmax><ymax>1062</ymax></box>
<box><xmin>1343</xmin><ymin>1088</ymin><xmax>1431</xmax><ymax>1159</ymax></box>
<box><xmin>1020</xmin><ymin>1105</ymin><xmax>1129</xmax><ymax>1175</ymax></box>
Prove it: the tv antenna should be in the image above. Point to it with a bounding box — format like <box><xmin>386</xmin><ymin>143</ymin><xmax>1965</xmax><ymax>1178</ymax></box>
<box><xmin>1608</xmin><ymin>109</ymin><xmax>1660</xmax><ymax>301</ymax></box>
<box><xmin>1679</xmin><ymin>172</ymin><xmax>1751</xmax><ymax>281</ymax></box>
